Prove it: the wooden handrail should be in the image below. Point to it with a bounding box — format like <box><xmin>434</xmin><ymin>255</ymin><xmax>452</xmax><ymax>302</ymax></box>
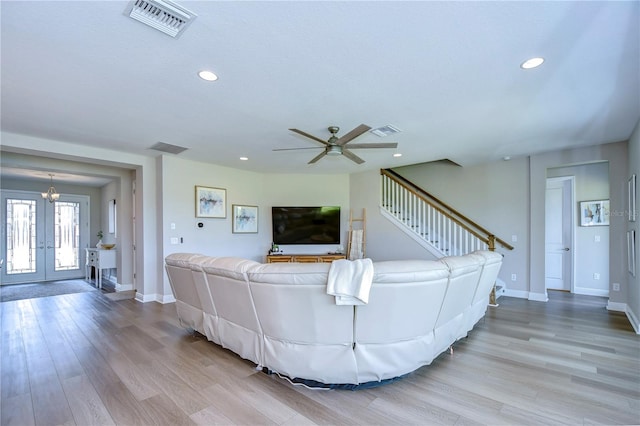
<box><xmin>381</xmin><ymin>169</ymin><xmax>514</xmax><ymax>251</ymax></box>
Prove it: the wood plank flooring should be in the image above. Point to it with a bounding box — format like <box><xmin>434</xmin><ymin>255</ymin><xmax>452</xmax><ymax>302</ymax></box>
<box><xmin>1</xmin><ymin>290</ymin><xmax>638</xmax><ymax>425</ymax></box>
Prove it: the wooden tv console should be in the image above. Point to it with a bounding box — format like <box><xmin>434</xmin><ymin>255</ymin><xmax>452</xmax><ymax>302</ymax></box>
<box><xmin>266</xmin><ymin>254</ymin><xmax>346</xmax><ymax>263</ymax></box>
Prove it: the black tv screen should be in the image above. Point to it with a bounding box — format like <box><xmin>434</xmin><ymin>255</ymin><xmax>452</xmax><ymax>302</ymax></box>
<box><xmin>272</xmin><ymin>206</ymin><xmax>341</xmax><ymax>245</ymax></box>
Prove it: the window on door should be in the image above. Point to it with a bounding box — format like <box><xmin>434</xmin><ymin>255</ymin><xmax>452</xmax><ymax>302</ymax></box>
<box><xmin>6</xmin><ymin>198</ymin><xmax>37</xmax><ymax>274</ymax></box>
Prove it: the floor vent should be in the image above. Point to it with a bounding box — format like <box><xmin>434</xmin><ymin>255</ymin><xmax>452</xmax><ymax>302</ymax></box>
<box><xmin>126</xmin><ymin>0</ymin><xmax>197</xmax><ymax>38</ymax></box>
<box><xmin>150</xmin><ymin>142</ymin><xmax>188</xmax><ymax>155</ymax></box>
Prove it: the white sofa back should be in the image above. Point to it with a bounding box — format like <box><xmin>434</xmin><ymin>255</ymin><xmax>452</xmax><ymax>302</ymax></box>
<box><xmin>165</xmin><ymin>250</ymin><xmax>502</xmax><ymax>386</ymax></box>
<box><xmin>165</xmin><ymin>253</ymin><xmax>210</xmax><ymax>335</ymax></box>
<box><xmin>189</xmin><ymin>256</ymin><xmax>220</xmax><ymax>344</ymax></box>
<box><xmin>354</xmin><ymin>259</ymin><xmax>451</xmax><ymax>382</ymax></box>
<box><xmin>433</xmin><ymin>254</ymin><xmax>483</xmax><ymax>356</ymax></box>
<box><xmin>200</xmin><ymin>257</ymin><xmax>263</xmax><ymax>365</ymax></box>
<box><xmin>248</xmin><ymin>262</ymin><xmax>358</xmax><ymax>384</ymax></box>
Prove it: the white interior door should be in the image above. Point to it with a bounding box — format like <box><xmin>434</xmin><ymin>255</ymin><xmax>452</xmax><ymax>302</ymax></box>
<box><xmin>1</xmin><ymin>190</ymin><xmax>89</xmax><ymax>285</ymax></box>
<box><xmin>545</xmin><ymin>177</ymin><xmax>574</xmax><ymax>291</ymax></box>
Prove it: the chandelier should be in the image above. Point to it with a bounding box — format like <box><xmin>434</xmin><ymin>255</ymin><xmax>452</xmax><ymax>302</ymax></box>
<box><xmin>41</xmin><ymin>174</ymin><xmax>61</xmax><ymax>203</ymax></box>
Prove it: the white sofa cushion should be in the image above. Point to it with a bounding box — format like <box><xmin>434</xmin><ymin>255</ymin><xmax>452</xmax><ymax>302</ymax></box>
<box><xmin>189</xmin><ymin>256</ymin><xmax>221</xmax><ymax>344</ymax></box>
<box><xmin>466</xmin><ymin>250</ymin><xmax>503</xmax><ymax>331</ymax></box>
<box><xmin>165</xmin><ymin>253</ymin><xmax>209</xmax><ymax>334</ymax></box>
<box><xmin>434</xmin><ymin>254</ymin><xmax>483</xmax><ymax>356</ymax></box>
<box><xmin>354</xmin><ymin>260</ymin><xmax>450</xmax><ymax>382</ymax></box>
<box><xmin>248</xmin><ymin>262</ymin><xmax>358</xmax><ymax>384</ymax></box>
<box><xmin>201</xmin><ymin>257</ymin><xmax>263</xmax><ymax>365</ymax></box>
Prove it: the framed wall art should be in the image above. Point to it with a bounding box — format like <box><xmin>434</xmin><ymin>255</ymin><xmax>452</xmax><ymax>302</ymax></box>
<box><xmin>629</xmin><ymin>174</ymin><xmax>637</xmax><ymax>222</ymax></box>
<box><xmin>108</xmin><ymin>199</ymin><xmax>117</xmax><ymax>234</ymax></box>
<box><xmin>579</xmin><ymin>200</ymin><xmax>610</xmax><ymax>226</ymax></box>
<box><xmin>195</xmin><ymin>186</ymin><xmax>226</xmax><ymax>218</ymax></box>
<box><xmin>232</xmin><ymin>205</ymin><xmax>258</xmax><ymax>233</ymax></box>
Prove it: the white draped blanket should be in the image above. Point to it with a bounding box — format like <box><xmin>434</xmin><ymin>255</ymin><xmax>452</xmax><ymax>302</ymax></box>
<box><xmin>326</xmin><ymin>258</ymin><xmax>374</xmax><ymax>305</ymax></box>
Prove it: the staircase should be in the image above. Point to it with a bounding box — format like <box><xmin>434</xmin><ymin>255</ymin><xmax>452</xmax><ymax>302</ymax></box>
<box><xmin>380</xmin><ymin>169</ymin><xmax>514</xmax><ymax>302</ymax></box>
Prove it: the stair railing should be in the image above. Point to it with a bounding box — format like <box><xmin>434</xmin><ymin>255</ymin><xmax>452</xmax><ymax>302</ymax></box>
<box><xmin>380</xmin><ymin>168</ymin><xmax>513</xmax><ymax>256</ymax></box>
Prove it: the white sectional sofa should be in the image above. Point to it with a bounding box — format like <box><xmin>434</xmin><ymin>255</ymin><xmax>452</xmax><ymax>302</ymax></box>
<box><xmin>164</xmin><ymin>250</ymin><xmax>502</xmax><ymax>388</ymax></box>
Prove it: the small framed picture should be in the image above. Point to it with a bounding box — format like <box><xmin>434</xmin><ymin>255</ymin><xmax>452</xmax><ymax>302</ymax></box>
<box><xmin>195</xmin><ymin>186</ymin><xmax>226</xmax><ymax>218</ymax></box>
<box><xmin>579</xmin><ymin>200</ymin><xmax>610</xmax><ymax>226</ymax></box>
<box><xmin>232</xmin><ymin>205</ymin><xmax>258</xmax><ymax>233</ymax></box>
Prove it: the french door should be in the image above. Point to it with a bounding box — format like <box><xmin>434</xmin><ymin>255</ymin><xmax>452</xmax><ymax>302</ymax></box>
<box><xmin>1</xmin><ymin>190</ymin><xmax>89</xmax><ymax>285</ymax></box>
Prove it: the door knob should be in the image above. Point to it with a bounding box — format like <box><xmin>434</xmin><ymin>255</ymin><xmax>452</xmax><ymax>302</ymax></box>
<box><xmin>564</xmin><ymin>247</ymin><xmax>570</xmax><ymax>251</ymax></box>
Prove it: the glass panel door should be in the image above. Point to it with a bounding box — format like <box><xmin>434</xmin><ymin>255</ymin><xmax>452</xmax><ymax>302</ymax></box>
<box><xmin>1</xmin><ymin>190</ymin><xmax>89</xmax><ymax>284</ymax></box>
<box><xmin>1</xmin><ymin>191</ymin><xmax>45</xmax><ymax>284</ymax></box>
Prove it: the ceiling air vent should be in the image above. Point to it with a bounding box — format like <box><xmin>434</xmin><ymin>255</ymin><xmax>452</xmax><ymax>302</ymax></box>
<box><xmin>370</xmin><ymin>125</ymin><xmax>401</xmax><ymax>137</ymax></box>
<box><xmin>126</xmin><ymin>0</ymin><xmax>197</xmax><ymax>38</ymax></box>
<box><xmin>150</xmin><ymin>142</ymin><xmax>188</xmax><ymax>155</ymax></box>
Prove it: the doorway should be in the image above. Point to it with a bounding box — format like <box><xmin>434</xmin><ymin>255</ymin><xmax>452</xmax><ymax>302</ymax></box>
<box><xmin>545</xmin><ymin>177</ymin><xmax>574</xmax><ymax>292</ymax></box>
<box><xmin>1</xmin><ymin>190</ymin><xmax>89</xmax><ymax>285</ymax></box>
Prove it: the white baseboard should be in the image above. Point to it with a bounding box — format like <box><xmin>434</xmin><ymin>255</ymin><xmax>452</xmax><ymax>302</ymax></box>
<box><xmin>626</xmin><ymin>307</ymin><xmax>640</xmax><ymax>334</ymax></box>
<box><xmin>528</xmin><ymin>292</ymin><xmax>549</xmax><ymax>302</ymax></box>
<box><xmin>607</xmin><ymin>301</ymin><xmax>640</xmax><ymax>335</ymax></box>
<box><xmin>503</xmin><ymin>288</ymin><xmax>529</xmax><ymax>299</ymax></box>
<box><xmin>501</xmin><ymin>288</ymin><xmax>549</xmax><ymax>302</ymax></box>
<box><xmin>115</xmin><ymin>283</ymin><xmax>134</xmax><ymax>292</ymax></box>
<box><xmin>159</xmin><ymin>294</ymin><xmax>176</xmax><ymax>304</ymax></box>
<box><xmin>605</xmin><ymin>301</ymin><xmax>626</xmax><ymax>312</ymax></box>
<box><xmin>574</xmin><ymin>287</ymin><xmax>609</xmax><ymax>297</ymax></box>
<box><xmin>135</xmin><ymin>292</ymin><xmax>155</xmax><ymax>303</ymax></box>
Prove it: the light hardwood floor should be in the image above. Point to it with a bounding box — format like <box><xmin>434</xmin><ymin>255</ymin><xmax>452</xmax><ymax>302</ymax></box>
<box><xmin>1</xmin><ymin>290</ymin><xmax>638</xmax><ymax>425</ymax></box>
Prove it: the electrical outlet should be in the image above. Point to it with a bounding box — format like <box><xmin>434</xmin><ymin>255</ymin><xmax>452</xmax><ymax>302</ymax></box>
<box><xmin>511</xmin><ymin>274</ymin><xmax>517</xmax><ymax>281</ymax></box>
<box><xmin>613</xmin><ymin>283</ymin><xmax>620</xmax><ymax>291</ymax></box>
<box><xmin>594</xmin><ymin>235</ymin><xmax>600</xmax><ymax>242</ymax></box>
<box><xmin>511</xmin><ymin>235</ymin><xmax>518</xmax><ymax>243</ymax></box>
<box><xmin>593</xmin><ymin>273</ymin><xmax>600</xmax><ymax>280</ymax></box>
<box><xmin>170</xmin><ymin>237</ymin><xmax>179</xmax><ymax>245</ymax></box>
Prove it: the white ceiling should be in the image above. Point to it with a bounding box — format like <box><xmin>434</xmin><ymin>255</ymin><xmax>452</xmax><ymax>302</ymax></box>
<box><xmin>1</xmin><ymin>1</ymin><xmax>638</xmax><ymax>179</ymax></box>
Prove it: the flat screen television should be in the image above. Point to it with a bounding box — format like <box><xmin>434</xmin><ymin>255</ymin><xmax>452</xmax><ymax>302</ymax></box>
<box><xmin>272</xmin><ymin>206</ymin><xmax>341</xmax><ymax>245</ymax></box>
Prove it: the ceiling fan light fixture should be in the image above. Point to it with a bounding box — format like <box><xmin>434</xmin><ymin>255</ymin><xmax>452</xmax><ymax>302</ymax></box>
<box><xmin>326</xmin><ymin>145</ymin><xmax>342</xmax><ymax>156</ymax></box>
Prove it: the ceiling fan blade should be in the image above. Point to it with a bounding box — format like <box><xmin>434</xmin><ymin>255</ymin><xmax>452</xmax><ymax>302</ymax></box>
<box><xmin>289</xmin><ymin>128</ymin><xmax>329</xmax><ymax>145</ymax></box>
<box><xmin>273</xmin><ymin>147</ymin><xmax>324</xmax><ymax>151</ymax></box>
<box><xmin>346</xmin><ymin>142</ymin><xmax>398</xmax><ymax>149</ymax></box>
<box><xmin>336</xmin><ymin>124</ymin><xmax>371</xmax><ymax>146</ymax></box>
<box><xmin>342</xmin><ymin>149</ymin><xmax>365</xmax><ymax>164</ymax></box>
<box><xmin>308</xmin><ymin>151</ymin><xmax>328</xmax><ymax>164</ymax></box>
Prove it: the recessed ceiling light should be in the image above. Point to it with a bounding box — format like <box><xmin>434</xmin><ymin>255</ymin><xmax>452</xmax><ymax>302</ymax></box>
<box><xmin>393</xmin><ymin>153</ymin><xmax>402</xmax><ymax>158</ymax></box>
<box><xmin>198</xmin><ymin>70</ymin><xmax>218</xmax><ymax>81</ymax></box>
<box><xmin>520</xmin><ymin>57</ymin><xmax>544</xmax><ymax>69</ymax></box>
<box><xmin>240</xmin><ymin>156</ymin><xmax>248</xmax><ymax>161</ymax></box>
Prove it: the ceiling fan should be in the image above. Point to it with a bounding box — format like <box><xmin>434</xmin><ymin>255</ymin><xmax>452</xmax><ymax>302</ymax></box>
<box><xmin>274</xmin><ymin>124</ymin><xmax>398</xmax><ymax>164</ymax></box>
